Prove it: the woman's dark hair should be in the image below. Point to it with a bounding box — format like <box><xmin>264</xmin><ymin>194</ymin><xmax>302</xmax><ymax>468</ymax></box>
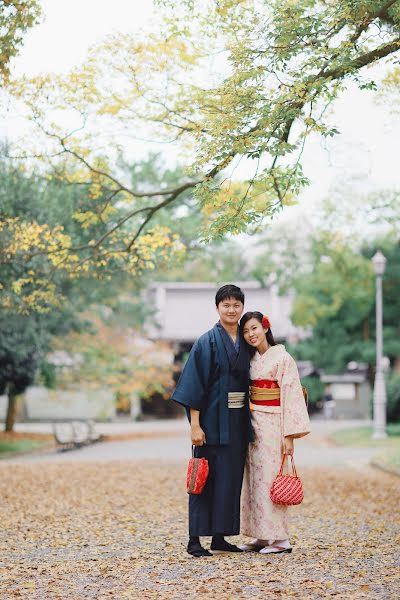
<box><xmin>215</xmin><ymin>284</ymin><xmax>245</xmax><ymax>306</ymax></box>
<box><xmin>240</xmin><ymin>311</ymin><xmax>276</xmax><ymax>354</ymax></box>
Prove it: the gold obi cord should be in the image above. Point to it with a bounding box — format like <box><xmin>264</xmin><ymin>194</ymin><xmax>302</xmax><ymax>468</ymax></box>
<box><xmin>228</xmin><ymin>392</ymin><xmax>246</xmax><ymax>408</ymax></box>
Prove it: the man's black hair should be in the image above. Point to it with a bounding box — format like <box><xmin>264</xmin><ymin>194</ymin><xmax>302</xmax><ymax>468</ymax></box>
<box><xmin>215</xmin><ymin>284</ymin><xmax>245</xmax><ymax>306</ymax></box>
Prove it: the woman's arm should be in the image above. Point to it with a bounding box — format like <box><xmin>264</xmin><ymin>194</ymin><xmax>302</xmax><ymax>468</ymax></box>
<box><xmin>277</xmin><ymin>353</ymin><xmax>311</xmax><ymax>439</ymax></box>
<box><xmin>283</xmin><ymin>435</ymin><xmax>294</xmax><ymax>455</ymax></box>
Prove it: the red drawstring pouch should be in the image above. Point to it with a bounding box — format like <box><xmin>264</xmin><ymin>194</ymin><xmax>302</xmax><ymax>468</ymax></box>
<box><xmin>270</xmin><ymin>453</ymin><xmax>304</xmax><ymax>505</ymax></box>
<box><xmin>186</xmin><ymin>447</ymin><xmax>209</xmax><ymax>495</ymax></box>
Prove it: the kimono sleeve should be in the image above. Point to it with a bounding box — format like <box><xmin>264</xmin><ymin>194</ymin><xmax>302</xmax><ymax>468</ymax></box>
<box><xmin>276</xmin><ymin>353</ymin><xmax>311</xmax><ymax>439</ymax></box>
<box><xmin>171</xmin><ymin>336</ymin><xmax>212</xmax><ymax>413</ymax></box>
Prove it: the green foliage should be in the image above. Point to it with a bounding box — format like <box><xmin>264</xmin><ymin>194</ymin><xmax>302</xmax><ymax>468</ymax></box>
<box><xmin>0</xmin><ymin>437</ymin><xmax>49</xmax><ymax>455</ymax></box>
<box><xmin>0</xmin><ymin>153</ymin><xmax>94</xmax><ymax>312</ymax></box>
<box><xmin>387</xmin><ymin>372</ymin><xmax>400</xmax><ymax>422</ymax></box>
<box><xmin>293</xmin><ymin>319</ymin><xmax>375</xmax><ymax>375</ymax></box>
<box><xmin>0</xmin><ymin>149</ymin><xmax>196</xmax><ymax>312</ymax></box>
<box><xmin>0</xmin><ymin>0</ymin><xmax>41</xmax><ymax>86</ymax></box>
<box><xmin>39</xmin><ymin>361</ymin><xmax>57</xmax><ymax>389</ymax></box>
<box><xmin>0</xmin><ymin>314</ymin><xmax>44</xmax><ymax>396</ymax></box>
<box><xmin>51</xmin><ymin>311</ymin><xmax>175</xmax><ymax>401</ymax></box>
<box><xmin>7</xmin><ymin>0</ymin><xmax>400</xmax><ymax>282</ymax></box>
<box><xmin>0</xmin><ymin>153</ymin><xmax>185</xmax><ymax>428</ymax></box>
<box><xmin>0</xmin><ymin>156</ymin><xmax>101</xmax><ymax>427</ymax></box>
<box><xmin>301</xmin><ymin>376</ymin><xmax>324</xmax><ymax>408</ymax></box>
<box><xmin>119</xmin><ymin>152</ymin><xmax>203</xmax><ymax>247</ymax></box>
<box><xmin>252</xmin><ymin>201</ymin><xmax>400</xmax><ymax>417</ymax></box>
<box><xmin>291</xmin><ymin>239</ymin><xmax>400</xmax><ymax>378</ymax></box>
<box><xmin>292</xmin><ymin>238</ymin><xmax>374</xmax><ymax>328</ymax></box>
<box><xmin>0</xmin><ymin>303</ymin><xmax>86</xmax><ymax>396</ymax></box>
<box><xmin>330</xmin><ymin>423</ymin><xmax>400</xmax><ymax>446</ymax></box>
<box><xmin>161</xmin><ymin>0</ymin><xmax>400</xmax><ymax>232</ymax></box>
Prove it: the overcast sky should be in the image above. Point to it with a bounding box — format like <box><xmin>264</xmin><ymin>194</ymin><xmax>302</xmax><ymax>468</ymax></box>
<box><xmin>10</xmin><ymin>0</ymin><xmax>400</xmax><ymax>226</ymax></box>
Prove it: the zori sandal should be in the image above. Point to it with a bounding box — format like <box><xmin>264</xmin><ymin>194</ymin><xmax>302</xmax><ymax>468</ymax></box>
<box><xmin>259</xmin><ymin>543</ymin><xmax>292</xmax><ymax>554</ymax></box>
<box><xmin>239</xmin><ymin>539</ymin><xmax>268</xmax><ymax>552</ymax></box>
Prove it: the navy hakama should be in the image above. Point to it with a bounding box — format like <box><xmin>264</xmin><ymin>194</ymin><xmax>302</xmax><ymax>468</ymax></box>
<box><xmin>189</xmin><ymin>407</ymin><xmax>247</xmax><ymax>536</ymax></box>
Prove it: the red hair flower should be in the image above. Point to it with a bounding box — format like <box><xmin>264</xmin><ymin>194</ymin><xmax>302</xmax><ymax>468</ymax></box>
<box><xmin>261</xmin><ymin>315</ymin><xmax>271</xmax><ymax>329</ymax></box>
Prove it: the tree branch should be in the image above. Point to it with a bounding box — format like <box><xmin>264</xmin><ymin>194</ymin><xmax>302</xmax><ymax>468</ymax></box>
<box><xmin>126</xmin><ymin>181</ymin><xmax>199</xmax><ymax>250</ymax></box>
<box><xmin>207</xmin><ymin>35</ymin><xmax>400</xmax><ymax>184</ymax></box>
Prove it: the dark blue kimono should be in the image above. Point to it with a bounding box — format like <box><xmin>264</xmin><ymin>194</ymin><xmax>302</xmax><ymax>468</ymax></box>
<box><xmin>172</xmin><ymin>322</ymin><xmax>254</xmax><ymax>537</ymax></box>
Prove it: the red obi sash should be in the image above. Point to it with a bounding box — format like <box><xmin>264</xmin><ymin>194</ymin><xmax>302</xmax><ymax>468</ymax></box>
<box><xmin>251</xmin><ymin>379</ymin><xmax>279</xmax><ymax>389</ymax></box>
<box><xmin>250</xmin><ymin>379</ymin><xmax>280</xmax><ymax>406</ymax></box>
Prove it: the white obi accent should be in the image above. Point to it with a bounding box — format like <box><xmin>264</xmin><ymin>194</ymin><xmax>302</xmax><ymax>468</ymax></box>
<box><xmin>228</xmin><ymin>392</ymin><xmax>245</xmax><ymax>408</ymax></box>
<box><xmin>249</xmin><ymin>402</ymin><xmax>281</xmax><ymax>414</ymax></box>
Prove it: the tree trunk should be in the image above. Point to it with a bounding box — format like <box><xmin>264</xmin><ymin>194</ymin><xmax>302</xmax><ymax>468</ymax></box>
<box><xmin>5</xmin><ymin>384</ymin><xmax>17</xmax><ymax>432</ymax></box>
<box><xmin>363</xmin><ymin>318</ymin><xmax>370</xmax><ymax>341</ymax></box>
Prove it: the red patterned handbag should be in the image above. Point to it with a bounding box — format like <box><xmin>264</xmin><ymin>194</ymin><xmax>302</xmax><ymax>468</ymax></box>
<box><xmin>186</xmin><ymin>447</ymin><xmax>209</xmax><ymax>495</ymax></box>
<box><xmin>270</xmin><ymin>453</ymin><xmax>304</xmax><ymax>505</ymax></box>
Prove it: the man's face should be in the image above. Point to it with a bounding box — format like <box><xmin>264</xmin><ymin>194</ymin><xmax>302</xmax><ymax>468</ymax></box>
<box><xmin>216</xmin><ymin>297</ymin><xmax>244</xmax><ymax>327</ymax></box>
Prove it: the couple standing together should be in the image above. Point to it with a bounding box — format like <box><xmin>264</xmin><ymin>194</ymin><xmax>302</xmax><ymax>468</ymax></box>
<box><xmin>172</xmin><ymin>284</ymin><xmax>310</xmax><ymax>557</ymax></box>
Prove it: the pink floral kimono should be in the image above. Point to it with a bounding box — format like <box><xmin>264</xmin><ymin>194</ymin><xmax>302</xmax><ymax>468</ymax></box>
<box><xmin>241</xmin><ymin>344</ymin><xmax>310</xmax><ymax>541</ymax></box>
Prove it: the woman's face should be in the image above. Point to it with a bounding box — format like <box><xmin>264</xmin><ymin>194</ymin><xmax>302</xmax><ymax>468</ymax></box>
<box><xmin>242</xmin><ymin>317</ymin><xmax>267</xmax><ymax>348</ymax></box>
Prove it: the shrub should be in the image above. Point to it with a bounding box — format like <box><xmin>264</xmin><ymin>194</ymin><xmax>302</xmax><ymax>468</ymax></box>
<box><xmin>301</xmin><ymin>376</ymin><xmax>324</xmax><ymax>411</ymax></box>
<box><xmin>387</xmin><ymin>372</ymin><xmax>400</xmax><ymax>423</ymax></box>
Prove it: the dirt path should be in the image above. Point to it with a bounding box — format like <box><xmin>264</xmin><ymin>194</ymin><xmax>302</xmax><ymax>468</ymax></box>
<box><xmin>3</xmin><ymin>419</ymin><xmax>378</xmax><ymax>468</ymax></box>
<box><xmin>0</xmin><ymin>461</ymin><xmax>399</xmax><ymax>599</ymax></box>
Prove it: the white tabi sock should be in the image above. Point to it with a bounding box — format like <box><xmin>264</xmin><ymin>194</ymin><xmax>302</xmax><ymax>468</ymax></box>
<box><xmin>270</xmin><ymin>539</ymin><xmax>291</xmax><ymax>549</ymax></box>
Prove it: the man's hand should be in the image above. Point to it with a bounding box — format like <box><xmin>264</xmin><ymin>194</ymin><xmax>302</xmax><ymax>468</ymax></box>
<box><xmin>284</xmin><ymin>436</ymin><xmax>294</xmax><ymax>456</ymax></box>
<box><xmin>191</xmin><ymin>424</ymin><xmax>206</xmax><ymax>446</ymax></box>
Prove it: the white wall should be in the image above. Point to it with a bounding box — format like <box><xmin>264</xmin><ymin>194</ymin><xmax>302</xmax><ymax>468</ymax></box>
<box><xmin>0</xmin><ymin>387</ymin><xmax>116</xmax><ymax>422</ymax></box>
<box><xmin>147</xmin><ymin>282</ymin><xmax>300</xmax><ymax>342</ymax></box>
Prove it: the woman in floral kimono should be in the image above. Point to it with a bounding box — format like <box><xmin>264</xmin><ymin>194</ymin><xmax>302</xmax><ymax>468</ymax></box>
<box><xmin>239</xmin><ymin>311</ymin><xmax>310</xmax><ymax>554</ymax></box>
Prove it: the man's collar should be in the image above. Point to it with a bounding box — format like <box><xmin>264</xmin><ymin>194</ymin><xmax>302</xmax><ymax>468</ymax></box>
<box><xmin>216</xmin><ymin>320</ymin><xmax>239</xmax><ymax>334</ymax></box>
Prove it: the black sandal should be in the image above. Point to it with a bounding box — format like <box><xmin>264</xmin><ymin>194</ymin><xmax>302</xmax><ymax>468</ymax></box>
<box><xmin>187</xmin><ymin>542</ymin><xmax>213</xmax><ymax>557</ymax></box>
<box><xmin>210</xmin><ymin>539</ymin><xmax>243</xmax><ymax>553</ymax></box>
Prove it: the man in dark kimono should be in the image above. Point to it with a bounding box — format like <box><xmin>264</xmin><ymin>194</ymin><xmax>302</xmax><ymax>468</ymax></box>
<box><xmin>172</xmin><ymin>284</ymin><xmax>254</xmax><ymax>557</ymax></box>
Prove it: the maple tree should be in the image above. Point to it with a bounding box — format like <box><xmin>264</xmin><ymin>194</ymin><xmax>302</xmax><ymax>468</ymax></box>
<box><xmin>378</xmin><ymin>59</ymin><xmax>400</xmax><ymax>108</ymax></box>
<box><xmin>0</xmin><ymin>152</ymin><xmax>187</xmax><ymax>312</ymax></box>
<box><xmin>3</xmin><ymin>0</ymin><xmax>399</xmax><ymax>309</ymax></box>
<box><xmin>51</xmin><ymin>312</ymin><xmax>175</xmax><ymax>404</ymax></box>
<box><xmin>0</xmin><ymin>156</ymin><xmax>170</xmax><ymax>430</ymax></box>
<box><xmin>0</xmin><ymin>0</ymin><xmax>41</xmax><ymax>86</ymax></box>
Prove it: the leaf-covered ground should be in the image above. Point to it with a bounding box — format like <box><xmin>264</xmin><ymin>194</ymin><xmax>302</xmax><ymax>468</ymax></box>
<box><xmin>0</xmin><ymin>461</ymin><xmax>399</xmax><ymax>599</ymax></box>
